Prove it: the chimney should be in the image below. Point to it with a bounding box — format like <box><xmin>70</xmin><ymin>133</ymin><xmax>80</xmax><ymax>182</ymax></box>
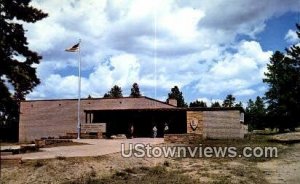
<box><xmin>167</xmin><ymin>98</ymin><xmax>177</xmax><ymax>107</ymax></box>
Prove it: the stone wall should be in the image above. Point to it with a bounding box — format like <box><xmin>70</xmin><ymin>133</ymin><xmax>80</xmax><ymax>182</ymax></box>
<box><xmin>19</xmin><ymin>99</ymin><xmax>106</xmax><ymax>142</ymax></box>
<box><xmin>185</xmin><ymin>110</ymin><xmax>246</xmax><ymax>139</ymax></box>
<box><xmin>186</xmin><ymin>111</ymin><xmax>203</xmax><ymax>134</ymax></box>
<box><xmin>19</xmin><ymin>97</ymin><xmax>175</xmax><ymax>142</ymax></box>
<box><xmin>203</xmin><ymin>110</ymin><xmax>244</xmax><ymax>139</ymax></box>
<box><xmin>19</xmin><ymin>98</ymin><xmax>246</xmax><ymax>142</ymax></box>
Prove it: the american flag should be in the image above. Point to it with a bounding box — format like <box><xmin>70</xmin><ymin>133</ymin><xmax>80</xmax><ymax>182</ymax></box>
<box><xmin>65</xmin><ymin>42</ymin><xmax>80</xmax><ymax>52</ymax></box>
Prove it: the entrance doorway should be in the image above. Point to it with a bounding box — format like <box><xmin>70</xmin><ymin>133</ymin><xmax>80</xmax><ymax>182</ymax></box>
<box><xmin>86</xmin><ymin>109</ymin><xmax>187</xmax><ymax>138</ymax></box>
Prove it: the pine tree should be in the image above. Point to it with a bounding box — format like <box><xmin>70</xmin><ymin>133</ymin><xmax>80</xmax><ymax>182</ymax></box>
<box><xmin>0</xmin><ymin>0</ymin><xmax>47</xmax><ymax>141</ymax></box>
<box><xmin>235</xmin><ymin>101</ymin><xmax>243</xmax><ymax>107</ymax></box>
<box><xmin>211</xmin><ymin>101</ymin><xmax>221</xmax><ymax>108</ymax></box>
<box><xmin>189</xmin><ymin>100</ymin><xmax>207</xmax><ymax>107</ymax></box>
<box><xmin>103</xmin><ymin>93</ymin><xmax>110</xmax><ymax>98</ymax></box>
<box><xmin>254</xmin><ymin>96</ymin><xmax>265</xmax><ymax>114</ymax></box>
<box><xmin>245</xmin><ymin>96</ymin><xmax>266</xmax><ymax>130</ymax></box>
<box><xmin>104</xmin><ymin>85</ymin><xmax>123</xmax><ymax>98</ymax></box>
<box><xmin>130</xmin><ymin>83</ymin><xmax>141</xmax><ymax>97</ymax></box>
<box><xmin>222</xmin><ymin>94</ymin><xmax>236</xmax><ymax>107</ymax></box>
<box><xmin>168</xmin><ymin>86</ymin><xmax>187</xmax><ymax>107</ymax></box>
<box><xmin>263</xmin><ymin>24</ymin><xmax>300</xmax><ymax>130</ymax></box>
<box><xmin>245</xmin><ymin>99</ymin><xmax>255</xmax><ymax>113</ymax></box>
<box><xmin>284</xmin><ymin>24</ymin><xmax>300</xmax><ymax>129</ymax></box>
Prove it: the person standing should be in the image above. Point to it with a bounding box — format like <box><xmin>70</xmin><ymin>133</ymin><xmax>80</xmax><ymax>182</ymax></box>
<box><xmin>128</xmin><ymin>124</ymin><xmax>134</xmax><ymax>139</ymax></box>
<box><xmin>164</xmin><ymin>123</ymin><xmax>169</xmax><ymax>135</ymax></box>
<box><xmin>152</xmin><ymin>125</ymin><xmax>157</xmax><ymax>138</ymax></box>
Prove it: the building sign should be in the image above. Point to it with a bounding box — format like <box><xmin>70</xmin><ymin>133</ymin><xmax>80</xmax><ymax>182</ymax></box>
<box><xmin>190</xmin><ymin>118</ymin><xmax>198</xmax><ymax>131</ymax></box>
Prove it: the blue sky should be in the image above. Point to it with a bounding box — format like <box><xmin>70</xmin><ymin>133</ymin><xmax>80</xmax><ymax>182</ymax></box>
<box><xmin>24</xmin><ymin>0</ymin><xmax>300</xmax><ymax>106</ymax></box>
<box><xmin>258</xmin><ymin>12</ymin><xmax>299</xmax><ymax>51</ymax></box>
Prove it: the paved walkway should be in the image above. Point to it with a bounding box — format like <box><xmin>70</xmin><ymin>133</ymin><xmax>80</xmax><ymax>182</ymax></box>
<box><xmin>1</xmin><ymin>138</ymin><xmax>164</xmax><ymax>160</ymax></box>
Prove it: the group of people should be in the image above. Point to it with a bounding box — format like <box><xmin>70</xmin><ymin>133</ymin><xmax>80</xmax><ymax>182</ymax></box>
<box><xmin>152</xmin><ymin>123</ymin><xmax>169</xmax><ymax>138</ymax></box>
<box><xmin>128</xmin><ymin>123</ymin><xmax>169</xmax><ymax>138</ymax></box>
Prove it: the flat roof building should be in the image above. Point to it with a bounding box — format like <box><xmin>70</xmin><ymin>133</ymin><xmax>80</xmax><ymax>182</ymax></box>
<box><xmin>19</xmin><ymin>96</ymin><xmax>246</xmax><ymax>142</ymax></box>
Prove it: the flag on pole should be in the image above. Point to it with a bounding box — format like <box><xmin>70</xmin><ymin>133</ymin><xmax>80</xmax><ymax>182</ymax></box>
<box><xmin>65</xmin><ymin>42</ymin><xmax>80</xmax><ymax>52</ymax></box>
<box><xmin>64</xmin><ymin>40</ymin><xmax>82</xmax><ymax>139</ymax></box>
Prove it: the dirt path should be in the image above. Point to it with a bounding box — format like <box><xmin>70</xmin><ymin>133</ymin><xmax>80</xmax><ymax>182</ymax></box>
<box><xmin>257</xmin><ymin>143</ymin><xmax>300</xmax><ymax>184</ymax></box>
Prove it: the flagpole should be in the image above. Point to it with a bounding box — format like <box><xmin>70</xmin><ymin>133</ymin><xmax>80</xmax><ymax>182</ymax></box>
<box><xmin>77</xmin><ymin>39</ymin><xmax>81</xmax><ymax>139</ymax></box>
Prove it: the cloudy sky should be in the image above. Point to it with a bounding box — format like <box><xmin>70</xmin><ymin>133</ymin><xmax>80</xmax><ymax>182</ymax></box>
<box><xmin>25</xmin><ymin>0</ymin><xmax>300</xmax><ymax>105</ymax></box>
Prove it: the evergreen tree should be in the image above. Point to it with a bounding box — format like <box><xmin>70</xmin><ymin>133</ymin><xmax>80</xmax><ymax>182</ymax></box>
<box><xmin>189</xmin><ymin>100</ymin><xmax>207</xmax><ymax>107</ymax></box>
<box><xmin>211</xmin><ymin>101</ymin><xmax>221</xmax><ymax>108</ymax></box>
<box><xmin>254</xmin><ymin>96</ymin><xmax>265</xmax><ymax>114</ymax></box>
<box><xmin>167</xmin><ymin>86</ymin><xmax>187</xmax><ymax>107</ymax></box>
<box><xmin>245</xmin><ymin>99</ymin><xmax>255</xmax><ymax>113</ymax></box>
<box><xmin>245</xmin><ymin>96</ymin><xmax>267</xmax><ymax>130</ymax></box>
<box><xmin>245</xmin><ymin>99</ymin><xmax>255</xmax><ymax>130</ymax></box>
<box><xmin>103</xmin><ymin>93</ymin><xmax>110</xmax><ymax>98</ymax></box>
<box><xmin>235</xmin><ymin>101</ymin><xmax>243</xmax><ymax>107</ymax></box>
<box><xmin>284</xmin><ymin>24</ymin><xmax>300</xmax><ymax>129</ymax></box>
<box><xmin>0</xmin><ymin>0</ymin><xmax>47</xmax><ymax>141</ymax></box>
<box><xmin>222</xmin><ymin>94</ymin><xmax>236</xmax><ymax>107</ymax></box>
<box><xmin>104</xmin><ymin>85</ymin><xmax>123</xmax><ymax>98</ymax></box>
<box><xmin>263</xmin><ymin>24</ymin><xmax>300</xmax><ymax>130</ymax></box>
<box><xmin>130</xmin><ymin>83</ymin><xmax>141</xmax><ymax>97</ymax></box>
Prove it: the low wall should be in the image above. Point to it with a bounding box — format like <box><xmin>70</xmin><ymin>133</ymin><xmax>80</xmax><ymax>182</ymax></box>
<box><xmin>35</xmin><ymin>139</ymin><xmax>72</xmax><ymax>148</ymax></box>
<box><xmin>81</xmin><ymin>123</ymin><xmax>106</xmax><ymax>133</ymax></box>
<box><xmin>164</xmin><ymin>134</ymin><xmax>203</xmax><ymax>144</ymax></box>
<box><xmin>64</xmin><ymin>132</ymin><xmax>103</xmax><ymax>139</ymax></box>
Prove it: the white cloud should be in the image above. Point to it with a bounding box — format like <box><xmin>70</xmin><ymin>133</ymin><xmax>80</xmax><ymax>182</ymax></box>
<box><xmin>195</xmin><ymin>41</ymin><xmax>272</xmax><ymax>96</ymax></box>
<box><xmin>24</xmin><ymin>0</ymin><xmax>297</xmax><ymax>102</ymax></box>
<box><xmin>191</xmin><ymin>0</ymin><xmax>299</xmax><ymax>37</ymax></box>
<box><xmin>285</xmin><ymin>29</ymin><xmax>298</xmax><ymax>44</ymax></box>
<box><xmin>233</xmin><ymin>89</ymin><xmax>256</xmax><ymax>96</ymax></box>
<box><xmin>89</xmin><ymin>53</ymin><xmax>140</xmax><ymax>90</ymax></box>
<box><xmin>28</xmin><ymin>53</ymin><xmax>141</xmax><ymax>99</ymax></box>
